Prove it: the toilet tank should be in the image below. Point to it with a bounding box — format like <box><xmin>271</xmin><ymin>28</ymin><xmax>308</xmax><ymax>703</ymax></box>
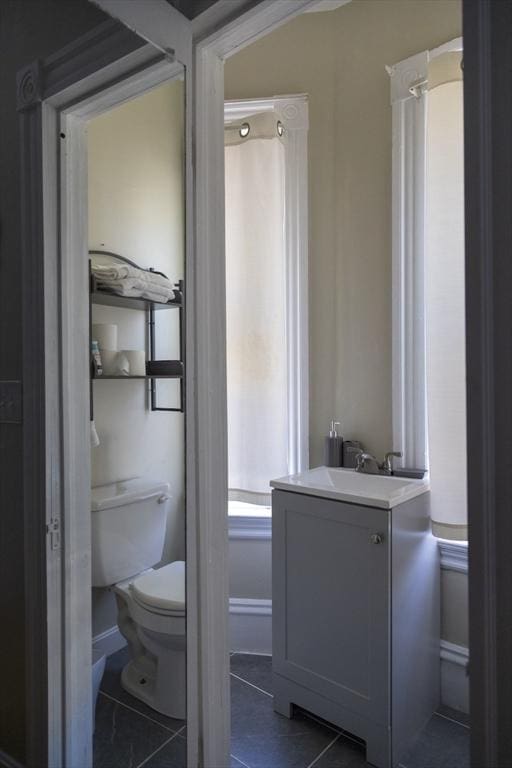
<box><xmin>91</xmin><ymin>478</ymin><xmax>170</xmax><ymax>587</ymax></box>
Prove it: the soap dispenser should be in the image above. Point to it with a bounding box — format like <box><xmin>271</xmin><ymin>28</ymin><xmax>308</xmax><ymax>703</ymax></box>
<box><xmin>324</xmin><ymin>420</ymin><xmax>343</xmax><ymax>467</ymax></box>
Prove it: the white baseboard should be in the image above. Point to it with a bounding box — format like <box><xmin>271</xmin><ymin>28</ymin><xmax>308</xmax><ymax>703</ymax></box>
<box><xmin>92</xmin><ymin>625</ymin><xmax>126</xmax><ymax>657</ymax></box>
<box><xmin>228</xmin><ymin>514</ymin><xmax>272</xmax><ymax>540</ymax></box>
<box><xmin>229</xmin><ymin>598</ymin><xmax>272</xmax><ymax>654</ymax></box>
<box><xmin>438</xmin><ymin>541</ymin><xmax>468</xmax><ymax>573</ymax></box>
<box><xmin>440</xmin><ymin>639</ymin><xmax>469</xmax><ymax>714</ymax></box>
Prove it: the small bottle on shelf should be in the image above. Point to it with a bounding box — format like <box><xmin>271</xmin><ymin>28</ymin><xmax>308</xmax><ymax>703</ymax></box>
<box><xmin>91</xmin><ymin>340</ymin><xmax>103</xmax><ymax>377</ymax></box>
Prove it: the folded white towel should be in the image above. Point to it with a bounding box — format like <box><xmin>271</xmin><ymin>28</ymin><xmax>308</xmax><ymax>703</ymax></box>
<box><xmin>93</xmin><ymin>264</ymin><xmax>172</xmax><ymax>292</ymax></box>
<box><xmin>97</xmin><ymin>278</ymin><xmax>174</xmax><ymax>300</ymax></box>
<box><xmin>92</xmin><ymin>264</ymin><xmax>176</xmax><ymax>303</ymax></box>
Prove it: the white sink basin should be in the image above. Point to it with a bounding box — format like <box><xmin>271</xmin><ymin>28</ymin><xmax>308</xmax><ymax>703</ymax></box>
<box><xmin>270</xmin><ymin>466</ymin><xmax>430</xmax><ymax>509</ymax></box>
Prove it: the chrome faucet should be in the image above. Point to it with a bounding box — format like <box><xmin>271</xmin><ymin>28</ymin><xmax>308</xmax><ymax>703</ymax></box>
<box><xmin>382</xmin><ymin>451</ymin><xmax>402</xmax><ymax>475</ymax></box>
<box><xmin>355</xmin><ymin>450</ymin><xmax>403</xmax><ymax>475</ymax></box>
<box><xmin>355</xmin><ymin>452</ymin><xmax>381</xmax><ymax>474</ymax></box>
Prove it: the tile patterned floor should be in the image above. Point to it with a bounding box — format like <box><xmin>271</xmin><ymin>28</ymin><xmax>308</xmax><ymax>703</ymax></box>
<box><xmin>94</xmin><ymin>647</ymin><xmax>187</xmax><ymax>768</ymax></box>
<box><xmin>94</xmin><ymin>649</ymin><xmax>470</xmax><ymax>768</ymax></box>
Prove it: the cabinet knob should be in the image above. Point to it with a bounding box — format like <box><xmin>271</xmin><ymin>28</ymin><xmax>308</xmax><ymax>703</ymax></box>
<box><xmin>370</xmin><ymin>533</ymin><xmax>383</xmax><ymax>545</ymax></box>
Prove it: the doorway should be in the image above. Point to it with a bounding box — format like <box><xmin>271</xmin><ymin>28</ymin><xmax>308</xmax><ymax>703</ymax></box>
<box><xmin>87</xmin><ymin>78</ymin><xmax>187</xmax><ymax>766</ymax></box>
<box><xmin>222</xmin><ymin>3</ymin><xmax>468</xmax><ymax>768</ymax></box>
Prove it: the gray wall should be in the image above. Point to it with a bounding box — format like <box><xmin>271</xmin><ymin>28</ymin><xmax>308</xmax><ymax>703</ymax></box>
<box><xmin>230</xmin><ymin>538</ymin><xmax>272</xmax><ymax>600</ymax></box>
<box><xmin>0</xmin><ymin>1</ymin><xmax>111</xmax><ymax>761</ymax></box>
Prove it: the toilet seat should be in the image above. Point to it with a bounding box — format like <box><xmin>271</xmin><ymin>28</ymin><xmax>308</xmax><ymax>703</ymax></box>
<box><xmin>131</xmin><ymin>560</ymin><xmax>185</xmax><ymax>615</ymax></box>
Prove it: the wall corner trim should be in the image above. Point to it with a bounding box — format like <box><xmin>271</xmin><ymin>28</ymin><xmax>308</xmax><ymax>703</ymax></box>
<box><xmin>228</xmin><ymin>515</ymin><xmax>272</xmax><ymax>540</ymax></box>
<box><xmin>439</xmin><ymin>540</ymin><xmax>468</xmax><ymax>573</ymax></box>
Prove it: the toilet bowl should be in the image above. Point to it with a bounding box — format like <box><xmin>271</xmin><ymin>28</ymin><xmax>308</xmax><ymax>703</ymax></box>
<box><xmin>115</xmin><ymin>561</ymin><xmax>186</xmax><ymax>719</ymax></box>
<box><xmin>91</xmin><ymin>479</ymin><xmax>186</xmax><ymax>719</ymax></box>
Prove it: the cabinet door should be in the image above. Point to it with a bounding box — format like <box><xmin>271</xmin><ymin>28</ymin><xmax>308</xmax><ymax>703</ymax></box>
<box><xmin>273</xmin><ymin>490</ymin><xmax>390</xmax><ymax>726</ymax></box>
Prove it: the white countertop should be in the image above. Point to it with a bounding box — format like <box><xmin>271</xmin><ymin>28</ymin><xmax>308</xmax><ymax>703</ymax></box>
<box><xmin>270</xmin><ymin>466</ymin><xmax>430</xmax><ymax>509</ymax></box>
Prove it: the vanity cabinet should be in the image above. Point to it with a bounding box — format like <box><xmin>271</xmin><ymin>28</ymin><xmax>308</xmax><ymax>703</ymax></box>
<box><xmin>272</xmin><ymin>488</ymin><xmax>439</xmax><ymax>768</ymax></box>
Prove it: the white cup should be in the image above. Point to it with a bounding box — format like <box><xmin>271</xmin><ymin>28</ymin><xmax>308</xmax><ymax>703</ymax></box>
<box><xmin>121</xmin><ymin>350</ymin><xmax>146</xmax><ymax>377</ymax></box>
<box><xmin>92</xmin><ymin>323</ymin><xmax>118</xmax><ymax>351</ymax></box>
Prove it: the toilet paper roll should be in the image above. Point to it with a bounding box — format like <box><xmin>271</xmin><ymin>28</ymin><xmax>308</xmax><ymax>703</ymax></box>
<box><xmin>115</xmin><ymin>352</ymin><xmax>130</xmax><ymax>376</ymax></box>
<box><xmin>92</xmin><ymin>323</ymin><xmax>118</xmax><ymax>351</ymax></box>
<box><xmin>100</xmin><ymin>350</ymin><xmax>119</xmax><ymax>375</ymax></box>
<box><xmin>121</xmin><ymin>350</ymin><xmax>146</xmax><ymax>377</ymax></box>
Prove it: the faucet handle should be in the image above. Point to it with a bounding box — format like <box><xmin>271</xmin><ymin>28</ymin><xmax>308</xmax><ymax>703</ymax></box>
<box><xmin>383</xmin><ymin>451</ymin><xmax>403</xmax><ymax>473</ymax></box>
<box><xmin>356</xmin><ymin>452</ymin><xmax>380</xmax><ymax>474</ymax></box>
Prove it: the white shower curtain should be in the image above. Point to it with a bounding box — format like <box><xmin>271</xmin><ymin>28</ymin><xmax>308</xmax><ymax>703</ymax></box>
<box><xmin>425</xmin><ymin>52</ymin><xmax>467</xmax><ymax>540</ymax></box>
<box><xmin>225</xmin><ymin>131</ymin><xmax>288</xmax><ymax>505</ymax></box>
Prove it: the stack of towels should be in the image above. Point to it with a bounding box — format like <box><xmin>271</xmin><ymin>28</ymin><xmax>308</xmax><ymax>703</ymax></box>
<box><xmin>92</xmin><ymin>263</ymin><xmax>175</xmax><ymax>303</ymax></box>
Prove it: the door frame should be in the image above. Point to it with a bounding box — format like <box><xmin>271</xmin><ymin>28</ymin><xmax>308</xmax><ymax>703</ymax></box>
<box><xmin>463</xmin><ymin>1</ymin><xmax>512</xmax><ymax>766</ymax></box>
<box><xmin>18</xmin><ymin>14</ymin><xmax>193</xmax><ymax>768</ymax></box>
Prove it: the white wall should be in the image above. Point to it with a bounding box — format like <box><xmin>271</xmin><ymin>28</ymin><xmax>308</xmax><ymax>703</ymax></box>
<box><xmin>225</xmin><ymin>0</ymin><xmax>461</xmax><ymax>467</ymax></box>
<box><xmin>88</xmin><ymin>79</ymin><xmax>185</xmax><ymax>637</ymax></box>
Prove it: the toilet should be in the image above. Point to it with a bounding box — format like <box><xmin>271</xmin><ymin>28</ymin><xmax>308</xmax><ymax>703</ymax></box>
<box><xmin>91</xmin><ymin>478</ymin><xmax>186</xmax><ymax>719</ymax></box>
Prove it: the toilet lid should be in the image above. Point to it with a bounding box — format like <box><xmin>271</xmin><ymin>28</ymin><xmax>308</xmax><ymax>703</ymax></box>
<box><xmin>132</xmin><ymin>561</ymin><xmax>185</xmax><ymax>613</ymax></box>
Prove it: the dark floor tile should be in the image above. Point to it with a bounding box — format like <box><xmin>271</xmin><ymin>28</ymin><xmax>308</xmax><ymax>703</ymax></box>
<box><xmin>401</xmin><ymin>714</ymin><xmax>470</xmax><ymax>768</ymax></box>
<box><xmin>231</xmin><ymin>755</ymin><xmax>249</xmax><ymax>767</ymax></box>
<box><xmin>436</xmin><ymin>705</ymin><xmax>470</xmax><ymax>728</ymax></box>
<box><xmin>230</xmin><ymin>675</ymin><xmax>337</xmax><ymax>768</ymax></box>
<box><xmin>312</xmin><ymin>734</ymin><xmax>367</xmax><ymax>767</ymax></box>
<box><xmin>230</xmin><ymin>653</ymin><xmax>273</xmax><ymax>695</ymax></box>
<box><xmin>100</xmin><ymin>647</ymin><xmax>185</xmax><ymax>732</ymax></box>
<box><xmin>93</xmin><ymin>693</ymin><xmax>170</xmax><ymax>768</ymax></box>
<box><xmin>138</xmin><ymin>734</ymin><xmax>187</xmax><ymax>768</ymax></box>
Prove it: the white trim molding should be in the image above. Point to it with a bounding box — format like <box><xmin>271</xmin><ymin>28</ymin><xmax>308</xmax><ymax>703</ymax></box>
<box><xmin>229</xmin><ymin>598</ymin><xmax>272</xmax><ymax>654</ymax></box>
<box><xmin>304</xmin><ymin>0</ymin><xmax>351</xmax><ymax>12</ymax></box>
<box><xmin>228</xmin><ymin>515</ymin><xmax>272</xmax><ymax>541</ymax></box>
<box><xmin>92</xmin><ymin>626</ymin><xmax>126</xmax><ymax>657</ymax></box>
<box><xmin>389</xmin><ymin>37</ymin><xmax>465</xmax><ymax>473</ymax></box>
<box><xmin>441</xmin><ymin>639</ymin><xmax>469</xmax><ymax>667</ymax></box>
<box><xmin>193</xmin><ymin>4</ymin><xmax>321</xmax><ymax>763</ymax></box>
<box><xmin>389</xmin><ymin>50</ymin><xmax>428</xmax><ymax>471</ymax></box>
<box><xmin>439</xmin><ymin>540</ymin><xmax>469</xmax><ymax>573</ymax></box>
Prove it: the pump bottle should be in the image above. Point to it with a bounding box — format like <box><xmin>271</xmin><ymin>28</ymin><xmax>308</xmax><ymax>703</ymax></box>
<box><xmin>324</xmin><ymin>420</ymin><xmax>343</xmax><ymax>467</ymax></box>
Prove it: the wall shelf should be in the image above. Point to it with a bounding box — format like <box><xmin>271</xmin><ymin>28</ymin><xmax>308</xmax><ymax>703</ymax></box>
<box><xmin>92</xmin><ymin>374</ymin><xmax>183</xmax><ymax>380</ymax></box>
<box><xmin>89</xmin><ymin>251</ymin><xmax>185</xmax><ymax>418</ymax></box>
<box><xmin>91</xmin><ymin>288</ymin><xmax>182</xmax><ymax>312</ymax></box>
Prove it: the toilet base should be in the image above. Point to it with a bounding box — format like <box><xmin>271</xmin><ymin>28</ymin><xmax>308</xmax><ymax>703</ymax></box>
<box><xmin>120</xmin><ymin>637</ymin><xmax>186</xmax><ymax>720</ymax></box>
<box><xmin>121</xmin><ymin>658</ymin><xmax>160</xmax><ymax>711</ymax></box>
<box><xmin>115</xmin><ymin>588</ymin><xmax>186</xmax><ymax>720</ymax></box>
